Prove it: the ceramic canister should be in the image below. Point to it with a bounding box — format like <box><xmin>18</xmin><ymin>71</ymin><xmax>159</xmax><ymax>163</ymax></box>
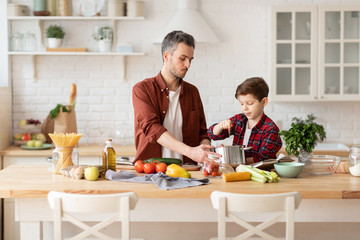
<box><xmin>7</xmin><ymin>4</ymin><xmax>28</xmax><ymax>16</ymax></box>
<box><xmin>33</xmin><ymin>0</ymin><xmax>47</xmax><ymax>11</ymax></box>
<box><xmin>107</xmin><ymin>0</ymin><xmax>125</xmax><ymax>17</ymax></box>
<box><xmin>126</xmin><ymin>0</ymin><xmax>144</xmax><ymax>17</ymax></box>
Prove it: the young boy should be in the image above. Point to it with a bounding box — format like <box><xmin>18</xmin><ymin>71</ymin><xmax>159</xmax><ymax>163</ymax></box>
<box><xmin>208</xmin><ymin>77</ymin><xmax>282</xmax><ymax>164</ymax></box>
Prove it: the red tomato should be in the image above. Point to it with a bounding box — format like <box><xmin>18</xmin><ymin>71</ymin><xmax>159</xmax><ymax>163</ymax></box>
<box><xmin>134</xmin><ymin>160</ymin><xmax>144</xmax><ymax>173</ymax></box>
<box><xmin>21</xmin><ymin>133</ymin><xmax>31</xmax><ymax>141</ymax></box>
<box><xmin>202</xmin><ymin>170</ymin><xmax>209</xmax><ymax>176</ymax></box>
<box><xmin>211</xmin><ymin>171</ymin><xmax>218</xmax><ymax>177</ymax></box>
<box><xmin>144</xmin><ymin>163</ymin><xmax>156</xmax><ymax>174</ymax></box>
<box><xmin>155</xmin><ymin>162</ymin><xmax>167</xmax><ymax>173</ymax></box>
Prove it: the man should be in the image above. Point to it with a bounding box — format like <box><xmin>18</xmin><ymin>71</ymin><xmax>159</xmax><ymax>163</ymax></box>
<box><xmin>132</xmin><ymin>31</ymin><xmax>219</xmax><ymax>164</ymax></box>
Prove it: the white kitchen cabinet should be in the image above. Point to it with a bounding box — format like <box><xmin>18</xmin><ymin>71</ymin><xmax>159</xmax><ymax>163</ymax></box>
<box><xmin>271</xmin><ymin>6</ymin><xmax>317</xmax><ymax>102</ymax></box>
<box><xmin>318</xmin><ymin>6</ymin><xmax>360</xmax><ymax>101</ymax></box>
<box><xmin>271</xmin><ymin>5</ymin><xmax>360</xmax><ymax>102</ymax></box>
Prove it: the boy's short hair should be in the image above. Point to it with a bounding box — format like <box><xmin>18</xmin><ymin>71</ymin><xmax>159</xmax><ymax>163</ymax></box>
<box><xmin>235</xmin><ymin>77</ymin><xmax>269</xmax><ymax>101</ymax></box>
<box><xmin>161</xmin><ymin>31</ymin><xmax>195</xmax><ymax>61</ymax></box>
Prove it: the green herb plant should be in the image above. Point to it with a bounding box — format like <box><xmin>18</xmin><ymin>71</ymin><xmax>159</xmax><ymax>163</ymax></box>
<box><xmin>46</xmin><ymin>25</ymin><xmax>65</xmax><ymax>39</ymax></box>
<box><xmin>279</xmin><ymin>114</ymin><xmax>326</xmax><ymax>157</ymax></box>
<box><xmin>50</xmin><ymin>104</ymin><xmax>71</xmax><ymax>119</ymax></box>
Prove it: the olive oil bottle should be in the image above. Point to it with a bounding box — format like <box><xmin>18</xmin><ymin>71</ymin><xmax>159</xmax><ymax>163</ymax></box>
<box><xmin>102</xmin><ymin>139</ymin><xmax>116</xmax><ymax>174</ymax></box>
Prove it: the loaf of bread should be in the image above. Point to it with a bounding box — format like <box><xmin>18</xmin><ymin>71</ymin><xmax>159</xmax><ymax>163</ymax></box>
<box><xmin>68</xmin><ymin>83</ymin><xmax>77</xmax><ymax>106</ymax></box>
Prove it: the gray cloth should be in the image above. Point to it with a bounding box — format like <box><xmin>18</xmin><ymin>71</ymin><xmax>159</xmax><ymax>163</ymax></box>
<box><xmin>105</xmin><ymin>170</ymin><xmax>210</xmax><ymax>190</ymax></box>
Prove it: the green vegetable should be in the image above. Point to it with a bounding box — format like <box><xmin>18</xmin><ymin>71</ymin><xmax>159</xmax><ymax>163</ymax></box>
<box><xmin>144</xmin><ymin>158</ymin><xmax>182</xmax><ymax>165</ymax></box>
<box><xmin>236</xmin><ymin>165</ymin><xmax>279</xmax><ymax>183</ymax></box>
<box><xmin>50</xmin><ymin>104</ymin><xmax>71</xmax><ymax>119</ymax></box>
<box><xmin>279</xmin><ymin>114</ymin><xmax>326</xmax><ymax>157</ymax></box>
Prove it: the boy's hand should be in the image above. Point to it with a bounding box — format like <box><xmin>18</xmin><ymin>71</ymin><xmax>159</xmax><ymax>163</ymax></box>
<box><xmin>219</xmin><ymin>119</ymin><xmax>232</xmax><ymax>131</ymax></box>
<box><xmin>213</xmin><ymin>119</ymin><xmax>232</xmax><ymax>135</ymax></box>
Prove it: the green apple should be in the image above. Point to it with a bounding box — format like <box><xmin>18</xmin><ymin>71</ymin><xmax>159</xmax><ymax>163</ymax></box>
<box><xmin>84</xmin><ymin>167</ymin><xmax>99</xmax><ymax>181</ymax></box>
<box><xmin>31</xmin><ymin>133</ymin><xmax>37</xmax><ymax>140</ymax></box>
<box><xmin>34</xmin><ymin>140</ymin><xmax>43</xmax><ymax>148</ymax></box>
<box><xmin>36</xmin><ymin>133</ymin><xmax>47</xmax><ymax>143</ymax></box>
<box><xmin>14</xmin><ymin>133</ymin><xmax>22</xmax><ymax>140</ymax></box>
<box><xmin>26</xmin><ymin>140</ymin><xmax>35</xmax><ymax>147</ymax></box>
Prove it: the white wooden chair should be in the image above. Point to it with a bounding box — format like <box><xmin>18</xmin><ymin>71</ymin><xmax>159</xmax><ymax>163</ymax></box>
<box><xmin>210</xmin><ymin>191</ymin><xmax>302</xmax><ymax>240</ymax></box>
<box><xmin>48</xmin><ymin>191</ymin><xmax>138</xmax><ymax>240</ymax></box>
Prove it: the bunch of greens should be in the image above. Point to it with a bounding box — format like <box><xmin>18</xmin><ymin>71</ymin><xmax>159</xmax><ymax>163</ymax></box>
<box><xmin>46</xmin><ymin>25</ymin><xmax>65</xmax><ymax>39</ymax></box>
<box><xmin>236</xmin><ymin>165</ymin><xmax>279</xmax><ymax>183</ymax></box>
<box><xmin>50</xmin><ymin>104</ymin><xmax>71</xmax><ymax>119</ymax></box>
<box><xmin>280</xmin><ymin>114</ymin><xmax>326</xmax><ymax>157</ymax></box>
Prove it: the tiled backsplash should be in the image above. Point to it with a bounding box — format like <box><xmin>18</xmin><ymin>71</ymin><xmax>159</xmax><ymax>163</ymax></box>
<box><xmin>11</xmin><ymin>0</ymin><xmax>360</xmax><ymax>145</ymax></box>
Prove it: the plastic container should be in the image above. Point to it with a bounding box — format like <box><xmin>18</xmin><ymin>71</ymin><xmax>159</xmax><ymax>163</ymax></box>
<box><xmin>349</xmin><ymin>145</ymin><xmax>360</xmax><ymax>177</ymax></box>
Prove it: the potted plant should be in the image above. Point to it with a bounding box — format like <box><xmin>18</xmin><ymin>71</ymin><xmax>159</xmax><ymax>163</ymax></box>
<box><xmin>46</xmin><ymin>25</ymin><xmax>65</xmax><ymax>48</ymax></box>
<box><xmin>279</xmin><ymin>114</ymin><xmax>326</xmax><ymax>162</ymax></box>
<box><xmin>93</xmin><ymin>26</ymin><xmax>113</xmax><ymax>52</ymax></box>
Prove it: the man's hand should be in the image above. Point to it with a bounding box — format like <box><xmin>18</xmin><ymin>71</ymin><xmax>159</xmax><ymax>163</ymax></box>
<box><xmin>186</xmin><ymin>144</ymin><xmax>222</xmax><ymax>164</ymax></box>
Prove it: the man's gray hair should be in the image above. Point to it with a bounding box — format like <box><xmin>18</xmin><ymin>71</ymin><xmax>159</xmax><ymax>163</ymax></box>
<box><xmin>161</xmin><ymin>31</ymin><xmax>195</xmax><ymax>61</ymax></box>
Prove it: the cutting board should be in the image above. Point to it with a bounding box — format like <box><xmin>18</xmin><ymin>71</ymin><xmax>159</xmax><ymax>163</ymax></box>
<box><xmin>116</xmin><ymin>164</ymin><xmax>135</xmax><ymax>170</ymax></box>
<box><xmin>46</xmin><ymin>47</ymin><xmax>87</xmax><ymax>52</ymax></box>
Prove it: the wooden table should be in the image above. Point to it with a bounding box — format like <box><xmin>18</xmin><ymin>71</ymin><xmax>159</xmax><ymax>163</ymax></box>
<box><xmin>1</xmin><ymin>165</ymin><xmax>360</xmax><ymax>239</ymax></box>
<box><xmin>0</xmin><ymin>165</ymin><xmax>360</xmax><ymax>199</ymax></box>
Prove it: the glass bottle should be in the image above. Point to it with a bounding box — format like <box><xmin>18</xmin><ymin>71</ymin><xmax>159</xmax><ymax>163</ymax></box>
<box><xmin>102</xmin><ymin>139</ymin><xmax>116</xmax><ymax>174</ymax></box>
<box><xmin>349</xmin><ymin>145</ymin><xmax>360</xmax><ymax>177</ymax></box>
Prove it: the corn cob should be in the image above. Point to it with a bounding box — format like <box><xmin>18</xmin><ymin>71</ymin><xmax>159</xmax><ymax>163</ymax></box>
<box><xmin>222</xmin><ymin>172</ymin><xmax>251</xmax><ymax>182</ymax></box>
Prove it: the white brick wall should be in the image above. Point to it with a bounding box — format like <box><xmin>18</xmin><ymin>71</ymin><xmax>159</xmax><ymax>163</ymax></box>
<box><xmin>10</xmin><ymin>0</ymin><xmax>360</xmax><ymax>146</ymax></box>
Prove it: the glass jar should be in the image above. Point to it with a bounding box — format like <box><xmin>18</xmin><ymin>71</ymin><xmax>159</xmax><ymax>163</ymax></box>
<box><xmin>52</xmin><ymin>146</ymin><xmax>79</xmax><ymax>174</ymax></box>
<box><xmin>348</xmin><ymin>145</ymin><xmax>360</xmax><ymax>176</ymax></box>
<box><xmin>201</xmin><ymin>157</ymin><xmax>235</xmax><ymax>178</ymax></box>
<box><xmin>9</xmin><ymin>33</ymin><xmax>24</xmax><ymax>51</ymax></box>
<box><xmin>23</xmin><ymin>32</ymin><xmax>37</xmax><ymax>52</ymax></box>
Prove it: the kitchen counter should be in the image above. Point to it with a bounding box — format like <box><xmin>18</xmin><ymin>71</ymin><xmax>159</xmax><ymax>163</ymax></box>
<box><xmin>0</xmin><ymin>165</ymin><xmax>359</xmax><ymax>199</ymax></box>
<box><xmin>1</xmin><ymin>165</ymin><xmax>360</xmax><ymax>240</ymax></box>
<box><xmin>0</xmin><ymin>144</ymin><xmax>136</xmax><ymax>157</ymax></box>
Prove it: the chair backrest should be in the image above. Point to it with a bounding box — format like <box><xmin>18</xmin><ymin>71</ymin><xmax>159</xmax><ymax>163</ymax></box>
<box><xmin>211</xmin><ymin>191</ymin><xmax>302</xmax><ymax>240</ymax></box>
<box><xmin>48</xmin><ymin>191</ymin><xmax>138</xmax><ymax>240</ymax></box>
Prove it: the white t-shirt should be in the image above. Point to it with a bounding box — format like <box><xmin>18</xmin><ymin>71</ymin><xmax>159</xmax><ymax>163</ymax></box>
<box><xmin>243</xmin><ymin>122</ymin><xmax>252</xmax><ymax>146</ymax></box>
<box><xmin>162</xmin><ymin>86</ymin><xmax>183</xmax><ymax>160</ymax></box>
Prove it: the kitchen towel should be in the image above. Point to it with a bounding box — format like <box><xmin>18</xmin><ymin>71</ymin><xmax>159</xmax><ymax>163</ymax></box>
<box><xmin>105</xmin><ymin>170</ymin><xmax>210</xmax><ymax>190</ymax></box>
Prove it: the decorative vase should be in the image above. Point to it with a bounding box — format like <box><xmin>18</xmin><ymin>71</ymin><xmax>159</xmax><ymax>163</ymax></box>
<box><xmin>98</xmin><ymin>40</ymin><xmax>112</xmax><ymax>52</ymax></box>
<box><xmin>47</xmin><ymin>38</ymin><xmax>63</xmax><ymax>48</ymax></box>
<box><xmin>298</xmin><ymin>149</ymin><xmax>313</xmax><ymax>163</ymax></box>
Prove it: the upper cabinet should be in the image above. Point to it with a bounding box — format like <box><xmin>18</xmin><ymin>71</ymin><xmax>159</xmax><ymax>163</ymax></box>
<box><xmin>318</xmin><ymin>6</ymin><xmax>360</xmax><ymax>101</ymax></box>
<box><xmin>271</xmin><ymin>5</ymin><xmax>360</xmax><ymax>101</ymax></box>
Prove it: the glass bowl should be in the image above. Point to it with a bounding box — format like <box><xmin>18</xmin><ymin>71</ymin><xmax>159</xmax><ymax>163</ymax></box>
<box><xmin>304</xmin><ymin>155</ymin><xmax>341</xmax><ymax>175</ymax></box>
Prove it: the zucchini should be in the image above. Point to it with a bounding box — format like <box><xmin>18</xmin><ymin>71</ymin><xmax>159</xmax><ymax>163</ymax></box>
<box><xmin>144</xmin><ymin>158</ymin><xmax>182</xmax><ymax>165</ymax></box>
